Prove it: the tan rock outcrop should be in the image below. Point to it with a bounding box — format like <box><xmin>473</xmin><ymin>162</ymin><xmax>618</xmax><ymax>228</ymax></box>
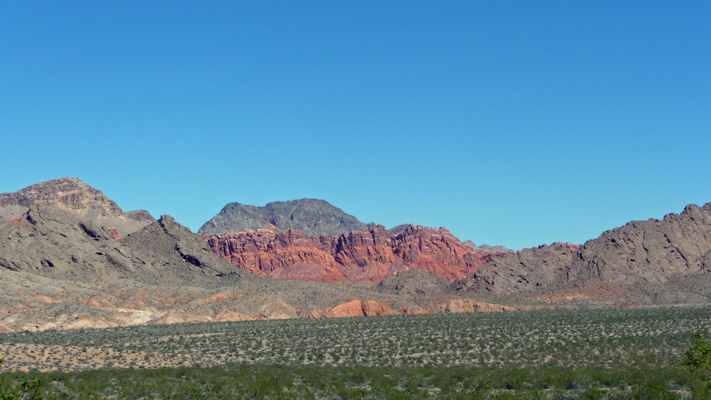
<box><xmin>325</xmin><ymin>299</ymin><xmax>397</xmax><ymax>318</ymax></box>
<box><xmin>253</xmin><ymin>300</ymin><xmax>298</xmax><ymax>320</ymax></box>
<box><xmin>63</xmin><ymin>318</ymin><xmax>118</xmax><ymax>330</ymax></box>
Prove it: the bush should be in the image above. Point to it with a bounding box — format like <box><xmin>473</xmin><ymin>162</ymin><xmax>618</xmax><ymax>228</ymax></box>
<box><xmin>682</xmin><ymin>330</ymin><xmax>711</xmax><ymax>373</ymax></box>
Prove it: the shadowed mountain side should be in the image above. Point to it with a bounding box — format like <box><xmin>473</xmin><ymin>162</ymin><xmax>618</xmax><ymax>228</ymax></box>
<box><xmin>198</xmin><ymin>199</ymin><xmax>373</xmax><ymax>236</ymax></box>
<box><xmin>449</xmin><ymin>203</ymin><xmax>711</xmax><ymax>305</ymax></box>
<box><xmin>0</xmin><ymin>177</ymin><xmax>154</xmax><ymax>237</ymax></box>
<box><xmin>205</xmin><ymin>224</ymin><xmax>505</xmax><ymax>283</ymax></box>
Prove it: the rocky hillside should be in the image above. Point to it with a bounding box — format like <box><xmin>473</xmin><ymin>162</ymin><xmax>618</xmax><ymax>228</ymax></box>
<box><xmin>449</xmin><ymin>203</ymin><xmax>711</xmax><ymax>305</ymax></box>
<box><xmin>0</xmin><ymin>204</ymin><xmax>235</xmax><ymax>283</ymax></box>
<box><xmin>0</xmin><ymin>177</ymin><xmax>154</xmax><ymax>237</ymax></box>
<box><xmin>0</xmin><ymin>200</ymin><xmax>508</xmax><ymax>333</ymax></box>
<box><xmin>204</xmin><ymin>224</ymin><xmax>505</xmax><ymax>283</ymax></box>
<box><xmin>198</xmin><ymin>199</ymin><xmax>372</xmax><ymax>236</ymax></box>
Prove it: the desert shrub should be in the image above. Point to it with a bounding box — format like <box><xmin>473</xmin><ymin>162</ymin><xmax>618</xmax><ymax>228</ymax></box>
<box><xmin>3</xmin><ymin>306</ymin><xmax>711</xmax><ymax>397</ymax></box>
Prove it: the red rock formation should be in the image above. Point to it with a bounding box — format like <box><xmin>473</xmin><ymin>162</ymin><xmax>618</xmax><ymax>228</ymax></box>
<box><xmin>213</xmin><ymin>310</ymin><xmax>252</xmax><ymax>322</ymax></box>
<box><xmin>107</xmin><ymin>227</ymin><xmax>121</xmax><ymax>240</ymax></box>
<box><xmin>7</xmin><ymin>215</ymin><xmax>25</xmax><ymax>227</ymax></box>
<box><xmin>205</xmin><ymin>224</ymin><xmax>505</xmax><ymax>283</ymax></box>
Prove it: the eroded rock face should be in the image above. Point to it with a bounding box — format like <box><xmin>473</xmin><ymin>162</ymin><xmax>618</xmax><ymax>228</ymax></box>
<box><xmin>205</xmin><ymin>224</ymin><xmax>505</xmax><ymax>283</ymax></box>
<box><xmin>0</xmin><ymin>177</ymin><xmax>154</xmax><ymax>237</ymax></box>
<box><xmin>0</xmin><ymin>185</ymin><xmax>522</xmax><ymax>334</ymax></box>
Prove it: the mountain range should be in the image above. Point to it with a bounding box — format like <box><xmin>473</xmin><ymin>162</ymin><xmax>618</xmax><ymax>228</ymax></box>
<box><xmin>2</xmin><ymin>177</ymin><xmax>711</xmax><ymax>332</ymax></box>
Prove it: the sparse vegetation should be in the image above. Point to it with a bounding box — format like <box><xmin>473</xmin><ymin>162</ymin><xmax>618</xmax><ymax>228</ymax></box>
<box><xmin>0</xmin><ymin>306</ymin><xmax>710</xmax><ymax>398</ymax></box>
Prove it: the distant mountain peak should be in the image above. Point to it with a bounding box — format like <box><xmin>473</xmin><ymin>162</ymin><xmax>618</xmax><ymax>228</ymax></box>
<box><xmin>198</xmin><ymin>198</ymin><xmax>371</xmax><ymax>236</ymax></box>
<box><xmin>1</xmin><ymin>177</ymin><xmax>118</xmax><ymax>213</ymax></box>
<box><xmin>0</xmin><ymin>177</ymin><xmax>154</xmax><ymax>237</ymax></box>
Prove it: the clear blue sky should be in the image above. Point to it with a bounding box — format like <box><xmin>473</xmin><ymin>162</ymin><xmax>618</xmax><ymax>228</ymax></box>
<box><xmin>2</xmin><ymin>1</ymin><xmax>710</xmax><ymax>250</ymax></box>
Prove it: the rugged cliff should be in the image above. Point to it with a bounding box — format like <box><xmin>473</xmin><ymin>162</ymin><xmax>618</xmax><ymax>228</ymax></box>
<box><xmin>205</xmin><ymin>224</ymin><xmax>504</xmax><ymax>282</ymax></box>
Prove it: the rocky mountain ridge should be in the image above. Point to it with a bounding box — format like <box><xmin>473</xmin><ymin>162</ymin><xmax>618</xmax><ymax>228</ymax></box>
<box><xmin>449</xmin><ymin>203</ymin><xmax>711</xmax><ymax>305</ymax></box>
<box><xmin>199</xmin><ymin>199</ymin><xmax>373</xmax><ymax>236</ymax></box>
<box><xmin>0</xmin><ymin>177</ymin><xmax>154</xmax><ymax>237</ymax></box>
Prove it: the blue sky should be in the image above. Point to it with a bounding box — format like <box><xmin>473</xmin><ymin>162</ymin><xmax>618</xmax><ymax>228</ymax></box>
<box><xmin>1</xmin><ymin>1</ymin><xmax>710</xmax><ymax>250</ymax></box>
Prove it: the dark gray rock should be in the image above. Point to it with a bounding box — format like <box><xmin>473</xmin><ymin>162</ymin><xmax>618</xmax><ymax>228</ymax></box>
<box><xmin>198</xmin><ymin>199</ymin><xmax>370</xmax><ymax>236</ymax></box>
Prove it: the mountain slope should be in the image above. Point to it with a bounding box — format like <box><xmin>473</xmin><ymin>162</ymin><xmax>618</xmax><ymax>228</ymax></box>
<box><xmin>198</xmin><ymin>199</ymin><xmax>371</xmax><ymax>236</ymax></box>
<box><xmin>449</xmin><ymin>203</ymin><xmax>711</xmax><ymax>304</ymax></box>
<box><xmin>0</xmin><ymin>204</ymin><xmax>235</xmax><ymax>283</ymax></box>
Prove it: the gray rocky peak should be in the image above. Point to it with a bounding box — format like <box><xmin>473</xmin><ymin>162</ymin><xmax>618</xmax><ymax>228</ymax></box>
<box><xmin>199</xmin><ymin>198</ymin><xmax>370</xmax><ymax>236</ymax></box>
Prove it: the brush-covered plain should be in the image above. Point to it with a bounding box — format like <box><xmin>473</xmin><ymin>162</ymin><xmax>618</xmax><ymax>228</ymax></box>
<box><xmin>1</xmin><ymin>306</ymin><xmax>711</xmax><ymax>399</ymax></box>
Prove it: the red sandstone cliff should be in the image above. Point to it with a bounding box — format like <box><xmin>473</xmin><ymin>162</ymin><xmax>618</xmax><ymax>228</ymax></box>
<box><xmin>204</xmin><ymin>224</ymin><xmax>505</xmax><ymax>283</ymax></box>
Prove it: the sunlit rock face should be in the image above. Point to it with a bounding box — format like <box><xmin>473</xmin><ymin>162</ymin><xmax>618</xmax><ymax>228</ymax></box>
<box><xmin>205</xmin><ymin>224</ymin><xmax>505</xmax><ymax>283</ymax></box>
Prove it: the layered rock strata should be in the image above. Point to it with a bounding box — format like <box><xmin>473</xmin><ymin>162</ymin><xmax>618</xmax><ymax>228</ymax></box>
<box><xmin>205</xmin><ymin>224</ymin><xmax>505</xmax><ymax>282</ymax></box>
